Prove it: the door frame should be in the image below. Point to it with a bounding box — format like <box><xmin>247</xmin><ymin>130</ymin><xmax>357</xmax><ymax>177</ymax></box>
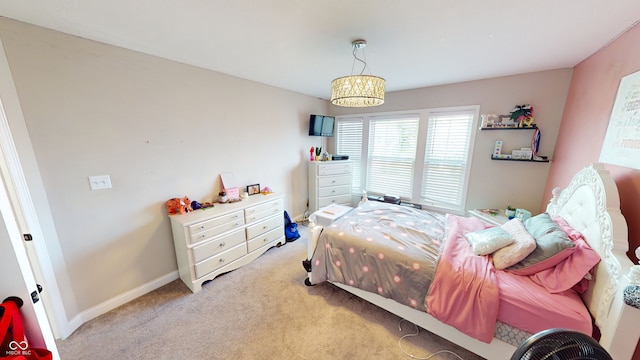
<box><xmin>0</xmin><ymin>35</ymin><xmax>75</xmax><ymax>340</ymax></box>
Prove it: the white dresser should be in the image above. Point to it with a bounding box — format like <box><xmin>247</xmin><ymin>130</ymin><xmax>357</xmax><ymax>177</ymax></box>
<box><xmin>308</xmin><ymin>160</ymin><xmax>353</xmax><ymax>212</ymax></box>
<box><xmin>169</xmin><ymin>194</ymin><xmax>285</xmax><ymax>292</ymax></box>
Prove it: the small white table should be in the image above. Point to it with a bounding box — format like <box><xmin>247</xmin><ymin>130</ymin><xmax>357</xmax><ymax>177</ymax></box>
<box><xmin>311</xmin><ymin>204</ymin><xmax>353</xmax><ymax>227</ymax></box>
<box><xmin>468</xmin><ymin>209</ymin><xmax>510</xmax><ymax>226</ymax></box>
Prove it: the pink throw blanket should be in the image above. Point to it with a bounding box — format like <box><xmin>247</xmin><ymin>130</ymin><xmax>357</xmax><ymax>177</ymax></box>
<box><xmin>426</xmin><ymin>215</ymin><xmax>499</xmax><ymax>343</ymax></box>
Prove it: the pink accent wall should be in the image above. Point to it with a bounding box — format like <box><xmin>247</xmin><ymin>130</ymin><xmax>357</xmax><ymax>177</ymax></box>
<box><xmin>542</xmin><ymin>22</ymin><xmax>640</xmax><ymax>358</ymax></box>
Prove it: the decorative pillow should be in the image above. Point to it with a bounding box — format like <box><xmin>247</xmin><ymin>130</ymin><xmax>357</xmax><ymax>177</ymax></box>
<box><xmin>529</xmin><ymin>233</ymin><xmax>601</xmax><ymax>294</ymax></box>
<box><xmin>464</xmin><ymin>227</ymin><xmax>514</xmax><ymax>256</ymax></box>
<box><xmin>506</xmin><ymin>213</ymin><xmax>576</xmax><ymax>275</ymax></box>
<box><xmin>492</xmin><ymin>218</ymin><xmax>537</xmax><ymax>270</ymax></box>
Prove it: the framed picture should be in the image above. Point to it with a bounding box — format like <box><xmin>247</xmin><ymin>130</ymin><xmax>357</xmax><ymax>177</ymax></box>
<box><xmin>247</xmin><ymin>184</ymin><xmax>260</xmax><ymax>195</ymax></box>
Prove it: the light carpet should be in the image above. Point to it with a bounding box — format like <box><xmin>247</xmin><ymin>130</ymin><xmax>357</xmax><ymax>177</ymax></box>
<box><xmin>56</xmin><ymin>225</ymin><xmax>485</xmax><ymax>359</ymax></box>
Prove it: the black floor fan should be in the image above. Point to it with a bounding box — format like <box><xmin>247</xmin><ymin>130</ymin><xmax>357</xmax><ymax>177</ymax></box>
<box><xmin>510</xmin><ymin>328</ymin><xmax>613</xmax><ymax>360</ymax></box>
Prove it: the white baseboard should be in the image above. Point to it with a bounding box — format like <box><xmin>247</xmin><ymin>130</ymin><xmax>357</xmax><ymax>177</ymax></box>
<box><xmin>64</xmin><ymin>271</ymin><xmax>179</xmax><ymax>337</ymax></box>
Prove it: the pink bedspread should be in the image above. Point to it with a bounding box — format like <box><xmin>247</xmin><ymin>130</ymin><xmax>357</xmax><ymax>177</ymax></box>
<box><xmin>426</xmin><ymin>215</ymin><xmax>498</xmax><ymax>343</ymax></box>
<box><xmin>495</xmin><ymin>270</ymin><xmax>592</xmax><ymax>335</ymax></box>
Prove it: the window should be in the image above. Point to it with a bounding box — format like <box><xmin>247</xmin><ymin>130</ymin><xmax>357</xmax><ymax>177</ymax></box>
<box><xmin>367</xmin><ymin>115</ymin><xmax>419</xmax><ymax>198</ymax></box>
<box><xmin>335</xmin><ymin>106</ymin><xmax>478</xmax><ymax>213</ymax></box>
<box><xmin>335</xmin><ymin>118</ymin><xmax>363</xmax><ymax>193</ymax></box>
<box><xmin>421</xmin><ymin>110</ymin><xmax>476</xmax><ymax>212</ymax></box>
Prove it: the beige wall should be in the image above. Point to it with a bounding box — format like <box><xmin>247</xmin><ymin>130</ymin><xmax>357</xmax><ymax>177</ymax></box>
<box><xmin>330</xmin><ymin>69</ymin><xmax>573</xmax><ymax>213</ymax></box>
<box><xmin>0</xmin><ymin>17</ymin><xmax>328</xmax><ymax>321</ymax></box>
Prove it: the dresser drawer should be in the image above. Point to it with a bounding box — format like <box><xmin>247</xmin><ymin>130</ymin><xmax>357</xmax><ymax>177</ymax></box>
<box><xmin>318</xmin><ymin>185</ymin><xmax>351</xmax><ymax>197</ymax></box>
<box><xmin>188</xmin><ymin>210</ymin><xmax>243</xmax><ymax>237</ymax></box>
<box><xmin>188</xmin><ymin>217</ymin><xmax>245</xmax><ymax>244</ymax></box>
<box><xmin>318</xmin><ymin>194</ymin><xmax>352</xmax><ymax>208</ymax></box>
<box><xmin>192</xmin><ymin>229</ymin><xmax>246</xmax><ymax>263</ymax></box>
<box><xmin>245</xmin><ymin>199</ymin><xmax>284</xmax><ymax>223</ymax></box>
<box><xmin>246</xmin><ymin>215</ymin><xmax>283</xmax><ymax>239</ymax></box>
<box><xmin>194</xmin><ymin>242</ymin><xmax>247</xmax><ymax>279</ymax></box>
<box><xmin>245</xmin><ymin>197</ymin><xmax>284</xmax><ymax>217</ymax></box>
<box><xmin>318</xmin><ymin>175</ymin><xmax>351</xmax><ymax>188</ymax></box>
<box><xmin>317</xmin><ymin>163</ymin><xmax>352</xmax><ymax>176</ymax></box>
<box><xmin>247</xmin><ymin>226</ymin><xmax>284</xmax><ymax>252</ymax></box>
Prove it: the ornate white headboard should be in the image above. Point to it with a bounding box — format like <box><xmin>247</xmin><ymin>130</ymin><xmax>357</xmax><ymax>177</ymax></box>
<box><xmin>546</xmin><ymin>163</ymin><xmax>640</xmax><ymax>360</ymax></box>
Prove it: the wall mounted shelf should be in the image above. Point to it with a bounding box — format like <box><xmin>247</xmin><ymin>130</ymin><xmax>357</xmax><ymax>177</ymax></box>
<box><xmin>481</xmin><ymin>126</ymin><xmax>538</xmax><ymax>131</ymax></box>
<box><xmin>485</xmin><ymin>125</ymin><xmax>547</xmax><ymax>161</ymax></box>
<box><xmin>490</xmin><ymin>155</ymin><xmax>549</xmax><ymax>163</ymax></box>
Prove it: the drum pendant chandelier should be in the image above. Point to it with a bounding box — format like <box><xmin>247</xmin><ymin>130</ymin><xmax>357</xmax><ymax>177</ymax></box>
<box><xmin>331</xmin><ymin>40</ymin><xmax>385</xmax><ymax>107</ymax></box>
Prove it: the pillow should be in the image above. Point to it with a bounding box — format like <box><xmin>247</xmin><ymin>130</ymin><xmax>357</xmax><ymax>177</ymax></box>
<box><xmin>464</xmin><ymin>226</ymin><xmax>514</xmax><ymax>256</ymax></box>
<box><xmin>492</xmin><ymin>218</ymin><xmax>537</xmax><ymax>270</ymax></box>
<box><xmin>529</xmin><ymin>228</ymin><xmax>601</xmax><ymax>294</ymax></box>
<box><xmin>551</xmin><ymin>215</ymin><xmax>585</xmax><ymax>241</ymax></box>
<box><xmin>506</xmin><ymin>213</ymin><xmax>576</xmax><ymax>275</ymax></box>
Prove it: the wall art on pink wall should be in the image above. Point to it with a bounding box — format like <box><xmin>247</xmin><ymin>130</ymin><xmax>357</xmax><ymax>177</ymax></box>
<box><xmin>599</xmin><ymin>69</ymin><xmax>640</xmax><ymax>170</ymax></box>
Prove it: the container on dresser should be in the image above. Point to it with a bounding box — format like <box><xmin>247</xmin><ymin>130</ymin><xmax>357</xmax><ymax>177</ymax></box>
<box><xmin>308</xmin><ymin>160</ymin><xmax>353</xmax><ymax>212</ymax></box>
<box><xmin>169</xmin><ymin>194</ymin><xmax>285</xmax><ymax>293</ymax></box>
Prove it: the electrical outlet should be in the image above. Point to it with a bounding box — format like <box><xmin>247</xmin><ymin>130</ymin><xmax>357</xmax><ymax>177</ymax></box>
<box><xmin>88</xmin><ymin>175</ymin><xmax>112</xmax><ymax>190</ymax></box>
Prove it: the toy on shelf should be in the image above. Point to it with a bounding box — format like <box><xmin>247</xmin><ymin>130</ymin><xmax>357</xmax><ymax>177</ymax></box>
<box><xmin>510</xmin><ymin>104</ymin><xmax>535</xmax><ymax>128</ymax></box>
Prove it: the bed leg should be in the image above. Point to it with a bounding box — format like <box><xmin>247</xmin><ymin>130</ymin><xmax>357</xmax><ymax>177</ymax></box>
<box><xmin>302</xmin><ymin>259</ymin><xmax>315</xmax><ymax>286</ymax></box>
<box><xmin>302</xmin><ymin>259</ymin><xmax>311</xmax><ymax>272</ymax></box>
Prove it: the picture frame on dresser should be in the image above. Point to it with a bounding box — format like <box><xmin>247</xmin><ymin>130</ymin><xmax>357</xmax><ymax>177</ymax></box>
<box><xmin>247</xmin><ymin>184</ymin><xmax>260</xmax><ymax>195</ymax></box>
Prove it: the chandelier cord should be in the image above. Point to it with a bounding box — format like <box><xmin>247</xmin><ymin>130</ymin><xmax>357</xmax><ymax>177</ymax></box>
<box><xmin>351</xmin><ymin>46</ymin><xmax>368</xmax><ymax>75</ymax></box>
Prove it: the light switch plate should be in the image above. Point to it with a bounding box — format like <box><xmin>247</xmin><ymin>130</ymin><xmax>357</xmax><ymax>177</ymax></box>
<box><xmin>89</xmin><ymin>175</ymin><xmax>112</xmax><ymax>190</ymax></box>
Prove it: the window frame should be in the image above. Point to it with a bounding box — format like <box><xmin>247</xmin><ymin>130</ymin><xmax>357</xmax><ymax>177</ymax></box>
<box><xmin>334</xmin><ymin>105</ymin><xmax>479</xmax><ymax>214</ymax></box>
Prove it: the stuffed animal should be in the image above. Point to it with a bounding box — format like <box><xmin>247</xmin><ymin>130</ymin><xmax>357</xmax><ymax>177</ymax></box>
<box><xmin>510</xmin><ymin>104</ymin><xmax>535</xmax><ymax>127</ymax></box>
<box><xmin>165</xmin><ymin>196</ymin><xmax>192</xmax><ymax>214</ymax></box>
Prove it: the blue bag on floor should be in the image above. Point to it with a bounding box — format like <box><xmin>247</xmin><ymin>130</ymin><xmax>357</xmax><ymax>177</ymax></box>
<box><xmin>284</xmin><ymin>211</ymin><xmax>300</xmax><ymax>242</ymax></box>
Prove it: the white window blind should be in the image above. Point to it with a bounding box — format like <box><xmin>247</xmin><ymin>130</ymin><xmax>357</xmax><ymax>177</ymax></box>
<box><xmin>335</xmin><ymin>119</ymin><xmax>363</xmax><ymax>192</ymax></box>
<box><xmin>335</xmin><ymin>106</ymin><xmax>477</xmax><ymax>213</ymax></box>
<box><xmin>421</xmin><ymin>110</ymin><xmax>474</xmax><ymax>210</ymax></box>
<box><xmin>367</xmin><ymin>116</ymin><xmax>419</xmax><ymax>198</ymax></box>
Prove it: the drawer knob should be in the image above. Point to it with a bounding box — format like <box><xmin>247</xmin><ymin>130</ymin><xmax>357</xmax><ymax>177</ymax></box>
<box><xmin>219</xmin><ymin>242</ymin><xmax>226</xmax><ymax>247</ymax></box>
<box><xmin>219</xmin><ymin>258</ymin><xmax>225</xmax><ymax>263</ymax></box>
<box><xmin>263</xmin><ymin>225</ymin><xmax>268</xmax><ymax>229</ymax></box>
<box><xmin>200</xmin><ymin>225</ymin><xmax>205</xmax><ymax>230</ymax></box>
<box><xmin>201</xmin><ymin>234</ymin><xmax>206</xmax><ymax>238</ymax></box>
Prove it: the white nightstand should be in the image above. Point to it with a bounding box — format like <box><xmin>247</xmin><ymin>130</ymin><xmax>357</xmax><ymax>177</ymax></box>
<box><xmin>468</xmin><ymin>209</ymin><xmax>510</xmax><ymax>226</ymax></box>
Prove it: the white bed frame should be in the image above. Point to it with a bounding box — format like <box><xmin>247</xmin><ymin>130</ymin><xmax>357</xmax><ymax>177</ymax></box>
<box><xmin>307</xmin><ymin>163</ymin><xmax>640</xmax><ymax>359</ymax></box>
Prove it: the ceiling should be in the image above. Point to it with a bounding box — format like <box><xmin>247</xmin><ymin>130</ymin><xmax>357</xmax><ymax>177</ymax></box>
<box><xmin>0</xmin><ymin>1</ymin><xmax>639</xmax><ymax>101</ymax></box>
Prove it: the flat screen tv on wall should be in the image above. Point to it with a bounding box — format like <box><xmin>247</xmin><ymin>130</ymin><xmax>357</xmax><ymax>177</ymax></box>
<box><xmin>309</xmin><ymin>114</ymin><xmax>335</xmax><ymax>137</ymax></box>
